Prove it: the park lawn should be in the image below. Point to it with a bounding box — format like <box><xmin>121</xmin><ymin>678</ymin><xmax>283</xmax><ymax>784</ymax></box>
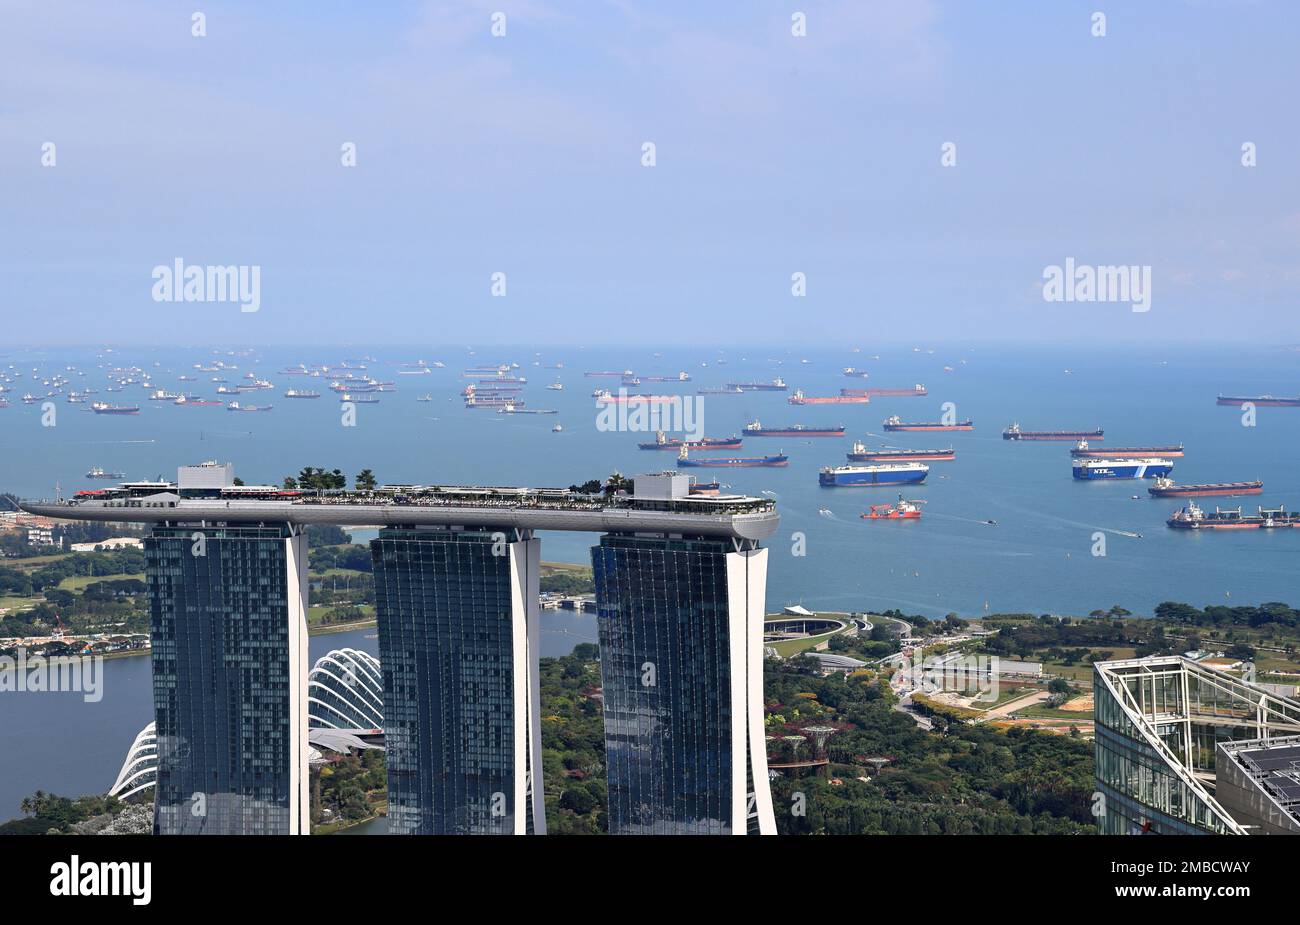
<box><xmin>9</xmin><ymin>552</ymin><xmax>74</xmax><ymax>570</ymax></box>
<box><xmin>308</xmin><ymin>603</ymin><xmax>375</xmax><ymax>625</ymax></box>
<box><xmin>0</xmin><ymin>593</ymin><xmax>44</xmax><ymax>614</ymax></box>
<box><xmin>971</xmin><ymin>686</ymin><xmax>1031</xmax><ymax>711</ymax></box>
<box><xmin>58</xmin><ymin>572</ymin><xmax>144</xmax><ymax>590</ymax></box>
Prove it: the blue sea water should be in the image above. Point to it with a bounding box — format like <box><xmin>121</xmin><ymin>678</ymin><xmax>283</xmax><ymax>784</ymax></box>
<box><xmin>1</xmin><ymin>342</ymin><xmax>1297</xmax><ymax>815</ymax></box>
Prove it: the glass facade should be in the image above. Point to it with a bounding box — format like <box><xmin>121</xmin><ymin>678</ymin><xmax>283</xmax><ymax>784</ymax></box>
<box><xmin>371</xmin><ymin>528</ymin><xmax>541</xmax><ymax>835</ymax></box>
<box><xmin>1092</xmin><ymin>678</ymin><xmax>1227</xmax><ymax>834</ymax></box>
<box><xmin>592</xmin><ymin>534</ymin><xmax>764</xmax><ymax>835</ymax></box>
<box><xmin>1090</xmin><ymin>658</ymin><xmax>1300</xmax><ymax>835</ymax></box>
<box><xmin>146</xmin><ymin>524</ymin><xmax>308</xmax><ymax>835</ymax></box>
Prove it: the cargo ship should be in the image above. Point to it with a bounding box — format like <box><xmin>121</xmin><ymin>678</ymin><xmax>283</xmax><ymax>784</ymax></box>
<box><xmin>742</xmin><ymin>420</ymin><xmax>845</xmax><ymax>437</ymax></box>
<box><xmin>1072</xmin><ymin>457</ymin><xmax>1175</xmax><ymax>480</ymax></box>
<box><xmin>861</xmin><ymin>495</ymin><xmax>925</xmax><ymax>519</ymax></box>
<box><xmin>1216</xmin><ymin>394</ymin><xmax>1300</xmax><ymax>407</ymax></box>
<box><xmin>882</xmin><ymin>415</ymin><xmax>972</xmax><ymax>432</ymax></box>
<box><xmin>585</xmin><ymin>369</ymin><xmax>634</xmax><ymax>378</ymax></box>
<box><xmin>688</xmin><ymin>479</ymin><xmax>722</xmax><ymax>495</ymax></box>
<box><xmin>1071</xmin><ymin>440</ymin><xmax>1183</xmax><ymax>458</ymax></box>
<box><xmin>841</xmin><ymin>384</ymin><xmax>927</xmax><ymax>398</ymax></box>
<box><xmin>284</xmin><ymin>389</ymin><xmax>321</xmax><ymax>399</ymax></box>
<box><xmin>638</xmin><ymin>432</ymin><xmax>742</xmax><ymax>450</ymax></box>
<box><xmin>697</xmin><ymin>386</ymin><xmax>744</xmax><ymax>395</ymax></box>
<box><xmin>226</xmin><ymin>402</ymin><xmax>273</xmax><ymax>412</ymax></box>
<box><xmin>90</xmin><ymin>402</ymin><xmax>140</xmax><ymax>415</ymax></box>
<box><xmin>464</xmin><ymin>395</ymin><xmax>520</xmax><ymax>409</ymax></box>
<box><xmin>1148</xmin><ymin>477</ymin><xmax>1263</xmax><ymax>498</ymax></box>
<box><xmin>788</xmin><ymin>390</ymin><xmax>869</xmax><ymax>405</ymax></box>
<box><xmin>727</xmin><ymin>378</ymin><xmax>787</xmax><ymax>392</ymax></box>
<box><xmin>1168</xmin><ymin>501</ymin><xmax>1300</xmax><ymax>529</ymax></box>
<box><xmin>847</xmin><ymin>442</ymin><xmax>954</xmax><ymax>462</ymax></box>
<box><xmin>820</xmin><ymin>462</ymin><xmax>929</xmax><ymax>487</ymax></box>
<box><xmin>643</xmin><ymin>372</ymin><xmax>692</xmax><ymax>382</ymax></box>
<box><xmin>675</xmin><ymin>447</ymin><xmax>788</xmax><ymax>468</ymax></box>
<box><xmin>842</xmin><ymin>368</ymin><xmax>870</xmax><ymax>379</ymax></box>
<box><xmin>339</xmin><ymin>393</ymin><xmax>380</xmax><ymax>404</ymax></box>
<box><xmin>86</xmin><ymin>466</ymin><xmax>125</xmax><ymax>479</ymax></box>
<box><xmin>1003</xmin><ymin>423</ymin><xmax>1103</xmax><ymax>441</ymax></box>
<box><xmin>594</xmin><ymin>390</ymin><xmax>679</xmax><ymax>405</ymax></box>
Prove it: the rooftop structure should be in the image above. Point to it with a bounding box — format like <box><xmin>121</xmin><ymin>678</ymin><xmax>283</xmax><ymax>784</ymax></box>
<box><xmin>1094</xmin><ymin>656</ymin><xmax>1300</xmax><ymax>834</ymax></box>
<box><xmin>22</xmin><ymin>466</ymin><xmax>777</xmax><ymax>542</ymax></box>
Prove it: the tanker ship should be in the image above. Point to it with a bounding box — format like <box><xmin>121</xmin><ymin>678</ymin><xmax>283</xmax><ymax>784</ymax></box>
<box><xmin>676</xmin><ymin>447</ymin><xmax>788</xmax><ymax>468</ymax></box>
<box><xmin>789</xmin><ymin>390</ymin><xmax>869</xmax><ymax>405</ymax></box>
<box><xmin>847</xmin><ymin>442</ymin><xmax>954</xmax><ymax>462</ymax></box>
<box><xmin>742</xmin><ymin>420</ymin><xmax>845</xmax><ymax>437</ymax></box>
<box><xmin>1216</xmin><ymin>394</ymin><xmax>1300</xmax><ymax>407</ymax></box>
<box><xmin>1003</xmin><ymin>423</ymin><xmax>1103</xmax><ymax>441</ymax></box>
<box><xmin>882</xmin><ymin>415</ymin><xmax>972</xmax><ymax>432</ymax></box>
<box><xmin>841</xmin><ymin>384</ymin><xmax>927</xmax><ymax>398</ymax></box>
<box><xmin>1148</xmin><ymin>477</ymin><xmax>1263</xmax><ymax>498</ymax></box>
<box><xmin>727</xmin><ymin>378</ymin><xmax>787</xmax><ymax>392</ymax></box>
<box><xmin>638</xmin><ymin>432</ymin><xmax>743</xmax><ymax>450</ymax></box>
<box><xmin>1071</xmin><ymin>440</ymin><xmax>1183</xmax><ymax>458</ymax></box>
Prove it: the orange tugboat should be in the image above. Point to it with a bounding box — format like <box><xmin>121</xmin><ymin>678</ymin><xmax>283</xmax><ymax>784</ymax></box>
<box><xmin>861</xmin><ymin>495</ymin><xmax>925</xmax><ymax>520</ymax></box>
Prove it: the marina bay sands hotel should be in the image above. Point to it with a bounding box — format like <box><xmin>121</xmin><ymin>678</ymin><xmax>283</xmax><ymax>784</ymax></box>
<box><xmin>21</xmin><ymin>462</ymin><xmax>780</xmax><ymax>836</ymax></box>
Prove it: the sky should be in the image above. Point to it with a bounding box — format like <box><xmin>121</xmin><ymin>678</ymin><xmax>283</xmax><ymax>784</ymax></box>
<box><xmin>2</xmin><ymin>0</ymin><xmax>1299</xmax><ymax>347</ymax></box>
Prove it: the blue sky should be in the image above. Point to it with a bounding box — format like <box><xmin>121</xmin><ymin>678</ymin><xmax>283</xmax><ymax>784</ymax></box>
<box><xmin>2</xmin><ymin>0</ymin><xmax>1298</xmax><ymax>346</ymax></box>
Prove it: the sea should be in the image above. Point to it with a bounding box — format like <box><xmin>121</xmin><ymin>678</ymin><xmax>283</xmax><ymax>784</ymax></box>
<box><xmin>0</xmin><ymin>342</ymin><xmax>1297</xmax><ymax>817</ymax></box>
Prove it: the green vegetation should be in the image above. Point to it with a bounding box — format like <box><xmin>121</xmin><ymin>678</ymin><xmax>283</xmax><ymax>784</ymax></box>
<box><xmin>765</xmin><ymin>659</ymin><xmax>1094</xmax><ymax>834</ymax></box>
<box><xmin>312</xmin><ymin>749</ymin><xmax>386</xmax><ymax>833</ymax></box>
<box><xmin>538</xmin><ymin>643</ymin><xmax>607</xmax><ymax>834</ymax></box>
<box><xmin>0</xmin><ymin>792</ymin><xmax>130</xmax><ymax>835</ymax></box>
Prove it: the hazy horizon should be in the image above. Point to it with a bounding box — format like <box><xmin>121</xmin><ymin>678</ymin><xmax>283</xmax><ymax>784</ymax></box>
<box><xmin>4</xmin><ymin>1</ymin><xmax>1299</xmax><ymax>347</ymax></box>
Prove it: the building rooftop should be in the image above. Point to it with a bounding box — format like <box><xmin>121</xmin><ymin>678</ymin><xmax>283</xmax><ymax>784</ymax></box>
<box><xmin>21</xmin><ymin>467</ymin><xmax>780</xmax><ymax>541</ymax></box>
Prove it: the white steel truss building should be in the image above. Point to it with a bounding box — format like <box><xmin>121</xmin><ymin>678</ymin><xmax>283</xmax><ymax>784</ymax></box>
<box><xmin>307</xmin><ymin>648</ymin><xmax>384</xmax><ymax>730</ymax></box>
<box><xmin>1094</xmin><ymin>656</ymin><xmax>1300</xmax><ymax>834</ymax></box>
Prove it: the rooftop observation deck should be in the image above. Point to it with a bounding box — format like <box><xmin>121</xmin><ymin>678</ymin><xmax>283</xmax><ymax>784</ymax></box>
<box><xmin>19</xmin><ymin>483</ymin><xmax>780</xmax><ymax>542</ymax></box>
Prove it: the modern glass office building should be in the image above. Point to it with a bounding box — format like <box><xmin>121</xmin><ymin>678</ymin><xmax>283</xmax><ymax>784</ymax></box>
<box><xmin>371</xmin><ymin>527</ymin><xmax>545</xmax><ymax>835</ymax></box>
<box><xmin>1093</xmin><ymin>656</ymin><xmax>1300</xmax><ymax>834</ymax></box>
<box><xmin>591</xmin><ymin>534</ymin><xmax>775</xmax><ymax>835</ymax></box>
<box><xmin>145</xmin><ymin>524</ymin><xmax>309</xmax><ymax>835</ymax></box>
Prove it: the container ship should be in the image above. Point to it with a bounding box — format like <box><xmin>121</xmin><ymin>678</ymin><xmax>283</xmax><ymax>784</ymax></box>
<box><xmin>742</xmin><ymin>420</ymin><xmax>845</xmax><ymax>437</ymax></box>
<box><xmin>841</xmin><ymin>384</ymin><xmax>927</xmax><ymax>398</ymax></box>
<box><xmin>284</xmin><ymin>389</ymin><xmax>321</xmax><ymax>399</ymax></box>
<box><xmin>226</xmin><ymin>402</ymin><xmax>273</xmax><ymax>412</ymax></box>
<box><xmin>1071</xmin><ymin>440</ymin><xmax>1183</xmax><ymax>458</ymax></box>
<box><xmin>1072</xmin><ymin>457</ymin><xmax>1175</xmax><ymax>480</ymax></box>
<box><xmin>637</xmin><ymin>432</ymin><xmax>743</xmax><ymax>450</ymax></box>
<box><xmin>788</xmin><ymin>390</ymin><xmax>869</xmax><ymax>405</ymax></box>
<box><xmin>1148</xmin><ymin>477</ymin><xmax>1263</xmax><ymax>498</ymax></box>
<box><xmin>1168</xmin><ymin>501</ymin><xmax>1300</xmax><ymax>529</ymax></box>
<box><xmin>861</xmin><ymin>495</ymin><xmax>925</xmax><ymax>520</ymax></box>
<box><xmin>882</xmin><ymin>415</ymin><xmax>972</xmax><ymax>432</ymax></box>
<box><xmin>676</xmin><ymin>447</ymin><xmax>787</xmax><ymax>468</ymax></box>
<box><xmin>819</xmin><ymin>462</ymin><xmax>929</xmax><ymax>487</ymax></box>
<box><xmin>728</xmin><ymin>378</ymin><xmax>787</xmax><ymax>392</ymax></box>
<box><xmin>847</xmin><ymin>442</ymin><xmax>954</xmax><ymax>462</ymax></box>
<box><xmin>1003</xmin><ymin>423</ymin><xmax>1103</xmax><ymax>441</ymax></box>
<box><xmin>90</xmin><ymin>402</ymin><xmax>140</xmax><ymax>415</ymax></box>
<box><xmin>1216</xmin><ymin>394</ymin><xmax>1300</xmax><ymax>407</ymax></box>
